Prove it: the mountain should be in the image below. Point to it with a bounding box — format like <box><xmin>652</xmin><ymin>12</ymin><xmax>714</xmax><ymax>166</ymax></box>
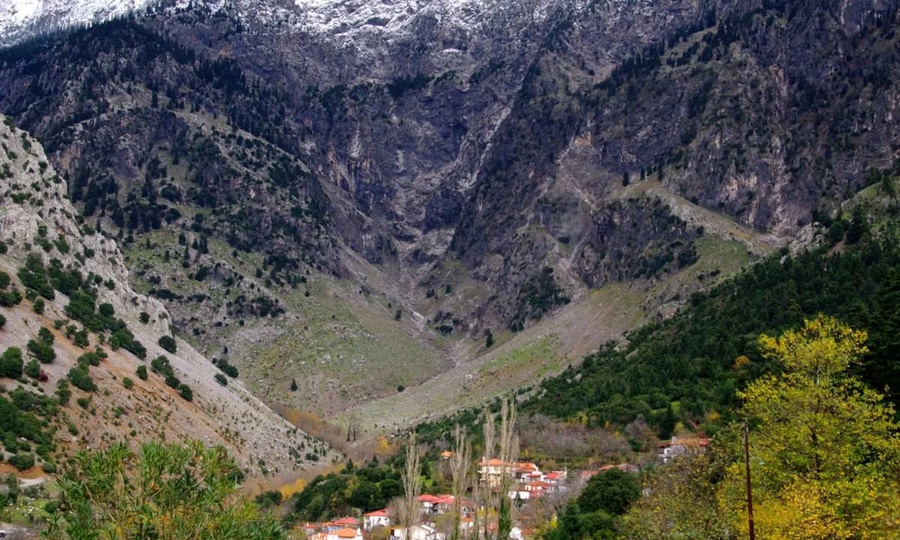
<box><xmin>1</xmin><ymin>0</ymin><xmax>899</xmax><ymax>430</ymax></box>
<box><xmin>0</xmin><ymin>0</ymin><xmax>152</xmax><ymax>47</ymax></box>
<box><xmin>0</xmin><ymin>116</ymin><xmax>336</xmax><ymax>480</ymax></box>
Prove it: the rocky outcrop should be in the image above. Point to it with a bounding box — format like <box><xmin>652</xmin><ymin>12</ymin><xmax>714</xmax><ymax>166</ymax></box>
<box><xmin>2</xmin><ymin>0</ymin><xmax>900</xmax><ymax>335</ymax></box>
<box><xmin>0</xmin><ymin>116</ymin><xmax>335</xmax><ymax>476</ymax></box>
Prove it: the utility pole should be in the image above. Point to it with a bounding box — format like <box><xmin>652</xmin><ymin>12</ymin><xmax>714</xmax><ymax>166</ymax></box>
<box><xmin>744</xmin><ymin>422</ymin><xmax>756</xmax><ymax>540</ymax></box>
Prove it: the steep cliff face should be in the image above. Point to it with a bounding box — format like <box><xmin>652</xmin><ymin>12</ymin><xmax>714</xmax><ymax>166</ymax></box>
<box><xmin>1</xmin><ymin>0</ymin><xmax>899</xmax><ymax>420</ymax></box>
<box><xmin>0</xmin><ymin>117</ymin><xmax>334</xmax><ymax>476</ymax></box>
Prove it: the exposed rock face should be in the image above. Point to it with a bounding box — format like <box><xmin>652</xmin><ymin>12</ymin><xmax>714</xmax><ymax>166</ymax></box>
<box><xmin>0</xmin><ymin>116</ymin><xmax>334</xmax><ymax>475</ymax></box>
<box><xmin>1</xmin><ymin>0</ymin><xmax>899</xmax><ymax>344</ymax></box>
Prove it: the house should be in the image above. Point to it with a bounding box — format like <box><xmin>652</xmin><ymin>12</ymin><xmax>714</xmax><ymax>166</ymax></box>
<box><xmin>364</xmin><ymin>509</ymin><xmax>392</xmax><ymax>530</ymax></box>
<box><xmin>659</xmin><ymin>435</ymin><xmax>709</xmax><ymax>463</ymax></box>
<box><xmin>418</xmin><ymin>494</ymin><xmax>443</xmax><ymax>514</ymax></box>
<box><xmin>478</xmin><ymin>458</ymin><xmax>511</xmax><ymax>489</ymax></box>
<box><xmin>326</xmin><ymin>528</ymin><xmax>363</xmax><ymax>540</ymax></box>
<box><xmin>333</xmin><ymin>517</ymin><xmax>361</xmax><ymax>529</ymax></box>
<box><xmin>391</xmin><ymin>524</ymin><xmax>445</xmax><ymax>540</ymax></box>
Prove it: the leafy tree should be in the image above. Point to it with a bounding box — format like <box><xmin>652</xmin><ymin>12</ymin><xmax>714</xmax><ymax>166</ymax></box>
<box><xmin>0</xmin><ymin>347</ymin><xmax>23</xmax><ymax>379</ymax></box>
<box><xmin>46</xmin><ymin>441</ymin><xmax>286</xmax><ymax>539</ymax></box>
<box><xmin>27</xmin><ymin>338</ymin><xmax>55</xmax><ymax>363</ymax></box>
<box><xmin>577</xmin><ymin>469</ymin><xmax>640</xmax><ymax>516</ymax></box>
<box><xmin>24</xmin><ymin>359</ymin><xmax>41</xmax><ymax>379</ymax></box>
<box><xmin>158</xmin><ymin>335</ymin><xmax>177</xmax><ymax>353</ymax></box>
<box><xmin>136</xmin><ymin>365</ymin><xmax>148</xmax><ymax>381</ymax></box>
<box><xmin>8</xmin><ymin>452</ymin><xmax>34</xmax><ymax>471</ymax></box>
<box><xmin>723</xmin><ymin>317</ymin><xmax>900</xmax><ymax>538</ymax></box>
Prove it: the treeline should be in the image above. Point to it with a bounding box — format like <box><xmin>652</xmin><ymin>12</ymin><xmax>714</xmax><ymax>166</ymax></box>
<box><xmin>526</xmin><ymin>227</ymin><xmax>900</xmax><ymax>434</ymax></box>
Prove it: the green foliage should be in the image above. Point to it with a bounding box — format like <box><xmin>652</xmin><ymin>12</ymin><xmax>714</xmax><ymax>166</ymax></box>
<box><xmin>158</xmin><ymin>335</ymin><xmax>177</xmax><ymax>353</ymax></box>
<box><xmin>136</xmin><ymin>365</ymin><xmax>148</xmax><ymax>381</ymax></box>
<box><xmin>17</xmin><ymin>254</ymin><xmax>54</xmax><ymax>300</ymax></box>
<box><xmin>56</xmin><ymin>380</ymin><xmax>71</xmax><ymax>405</ymax></box>
<box><xmin>33</xmin><ymin>297</ymin><xmax>45</xmax><ymax>314</ymax></box>
<box><xmin>179</xmin><ymin>384</ymin><xmax>193</xmax><ymax>401</ymax></box>
<box><xmin>8</xmin><ymin>452</ymin><xmax>34</xmax><ymax>471</ymax></box>
<box><xmin>577</xmin><ymin>469</ymin><xmax>641</xmax><ymax>516</ymax></box>
<box><xmin>24</xmin><ymin>359</ymin><xmax>41</xmax><ymax>379</ymax></box>
<box><xmin>526</xmin><ymin>233</ymin><xmax>900</xmax><ymax>431</ymax></box>
<box><xmin>27</xmin><ymin>338</ymin><xmax>55</xmax><ymax>364</ymax></box>
<box><xmin>215</xmin><ymin>373</ymin><xmax>228</xmax><ymax>386</ymax></box>
<box><xmin>122</xmin><ymin>377</ymin><xmax>134</xmax><ymax>390</ymax></box>
<box><xmin>293</xmin><ymin>462</ymin><xmax>402</xmax><ymax>521</ymax></box>
<box><xmin>255</xmin><ymin>490</ymin><xmax>283</xmax><ymax>509</ymax></box>
<box><xmin>0</xmin><ymin>347</ymin><xmax>23</xmax><ymax>379</ymax></box>
<box><xmin>0</xmin><ymin>271</ymin><xmax>10</xmax><ymax>290</ymax></box>
<box><xmin>509</xmin><ymin>267</ymin><xmax>570</xmax><ymax>331</ymax></box>
<box><xmin>0</xmin><ymin>313</ymin><xmax>5</xmax><ymax>329</ymax></box>
<box><xmin>46</xmin><ymin>441</ymin><xmax>286</xmax><ymax>540</ymax></box>
<box><xmin>217</xmin><ymin>358</ymin><xmax>239</xmax><ymax>378</ymax></box>
<box><xmin>67</xmin><ymin>366</ymin><xmax>97</xmax><ymax>392</ymax></box>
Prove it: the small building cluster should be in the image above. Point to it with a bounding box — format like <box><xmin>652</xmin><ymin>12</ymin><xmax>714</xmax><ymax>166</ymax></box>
<box><xmin>477</xmin><ymin>459</ymin><xmax>568</xmax><ymax>501</ymax></box>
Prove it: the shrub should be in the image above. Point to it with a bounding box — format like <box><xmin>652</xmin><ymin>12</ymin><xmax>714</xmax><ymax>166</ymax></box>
<box><xmin>214</xmin><ymin>373</ymin><xmax>228</xmax><ymax>386</ymax></box>
<box><xmin>24</xmin><ymin>359</ymin><xmax>41</xmax><ymax>379</ymax></box>
<box><xmin>33</xmin><ymin>298</ymin><xmax>44</xmax><ymax>314</ymax></box>
<box><xmin>8</xmin><ymin>453</ymin><xmax>34</xmax><ymax>471</ymax></box>
<box><xmin>123</xmin><ymin>378</ymin><xmax>134</xmax><ymax>390</ymax></box>
<box><xmin>0</xmin><ymin>347</ymin><xmax>23</xmax><ymax>379</ymax></box>
<box><xmin>27</xmin><ymin>338</ymin><xmax>55</xmax><ymax>364</ymax></box>
<box><xmin>76</xmin><ymin>396</ymin><xmax>91</xmax><ymax>409</ymax></box>
<box><xmin>217</xmin><ymin>359</ymin><xmax>239</xmax><ymax>378</ymax></box>
<box><xmin>38</xmin><ymin>326</ymin><xmax>54</xmax><ymax>344</ymax></box>
<box><xmin>158</xmin><ymin>335</ymin><xmax>177</xmax><ymax>353</ymax></box>
<box><xmin>136</xmin><ymin>365</ymin><xmax>148</xmax><ymax>381</ymax></box>
<box><xmin>179</xmin><ymin>384</ymin><xmax>193</xmax><ymax>402</ymax></box>
<box><xmin>56</xmin><ymin>380</ymin><xmax>71</xmax><ymax>405</ymax></box>
<box><xmin>0</xmin><ymin>313</ymin><xmax>5</xmax><ymax>329</ymax></box>
<box><xmin>68</xmin><ymin>367</ymin><xmax>97</xmax><ymax>392</ymax></box>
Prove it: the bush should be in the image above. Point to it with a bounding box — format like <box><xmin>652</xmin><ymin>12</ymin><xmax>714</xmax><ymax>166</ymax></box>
<box><xmin>217</xmin><ymin>359</ymin><xmax>239</xmax><ymax>378</ymax></box>
<box><xmin>123</xmin><ymin>377</ymin><xmax>134</xmax><ymax>390</ymax></box>
<box><xmin>17</xmin><ymin>255</ymin><xmax>54</xmax><ymax>300</ymax></box>
<box><xmin>76</xmin><ymin>396</ymin><xmax>91</xmax><ymax>409</ymax></box>
<box><xmin>8</xmin><ymin>453</ymin><xmax>34</xmax><ymax>471</ymax></box>
<box><xmin>68</xmin><ymin>367</ymin><xmax>97</xmax><ymax>392</ymax></box>
<box><xmin>158</xmin><ymin>335</ymin><xmax>177</xmax><ymax>353</ymax></box>
<box><xmin>0</xmin><ymin>313</ymin><xmax>5</xmax><ymax>329</ymax></box>
<box><xmin>136</xmin><ymin>365</ymin><xmax>148</xmax><ymax>381</ymax></box>
<box><xmin>0</xmin><ymin>289</ymin><xmax>22</xmax><ymax>307</ymax></box>
<box><xmin>56</xmin><ymin>380</ymin><xmax>71</xmax><ymax>405</ymax></box>
<box><xmin>179</xmin><ymin>384</ymin><xmax>193</xmax><ymax>402</ymax></box>
<box><xmin>27</xmin><ymin>338</ymin><xmax>55</xmax><ymax>364</ymax></box>
<box><xmin>38</xmin><ymin>326</ymin><xmax>54</xmax><ymax>344</ymax></box>
<box><xmin>33</xmin><ymin>298</ymin><xmax>44</xmax><ymax>314</ymax></box>
<box><xmin>24</xmin><ymin>359</ymin><xmax>41</xmax><ymax>379</ymax></box>
<box><xmin>214</xmin><ymin>373</ymin><xmax>228</xmax><ymax>386</ymax></box>
<box><xmin>0</xmin><ymin>347</ymin><xmax>23</xmax><ymax>379</ymax></box>
<box><xmin>0</xmin><ymin>271</ymin><xmax>10</xmax><ymax>289</ymax></box>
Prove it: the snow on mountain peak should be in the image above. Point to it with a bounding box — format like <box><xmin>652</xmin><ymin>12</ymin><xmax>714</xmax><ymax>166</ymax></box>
<box><xmin>0</xmin><ymin>0</ymin><xmax>152</xmax><ymax>46</ymax></box>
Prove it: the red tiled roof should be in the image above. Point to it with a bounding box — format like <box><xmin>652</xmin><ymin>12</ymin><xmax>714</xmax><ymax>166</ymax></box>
<box><xmin>365</xmin><ymin>510</ymin><xmax>390</xmax><ymax>518</ymax></box>
<box><xmin>419</xmin><ymin>494</ymin><xmax>442</xmax><ymax>504</ymax></box>
<box><xmin>334</xmin><ymin>528</ymin><xmax>360</xmax><ymax>539</ymax></box>
<box><xmin>334</xmin><ymin>518</ymin><xmax>359</xmax><ymax>526</ymax></box>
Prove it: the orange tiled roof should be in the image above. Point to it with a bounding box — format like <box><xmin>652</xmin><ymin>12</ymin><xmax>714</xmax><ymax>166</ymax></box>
<box><xmin>334</xmin><ymin>528</ymin><xmax>360</xmax><ymax>539</ymax></box>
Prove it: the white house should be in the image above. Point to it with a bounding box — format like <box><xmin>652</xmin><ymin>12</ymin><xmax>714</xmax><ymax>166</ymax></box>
<box><xmin>364</xmin><ymin>509</ymin><xmax>392</xmax><ymax>530</ymax></box>
<box><xmin>391</xmin><ymin>524</ymin><xmax>446</xmax><ymax>540</ymax></box>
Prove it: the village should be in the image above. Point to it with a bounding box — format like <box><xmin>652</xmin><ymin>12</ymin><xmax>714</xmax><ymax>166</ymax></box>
<box><xmin>295</xmin><ymin>434</ymin><xmax>708</xmax><ymax>540</ymax></box>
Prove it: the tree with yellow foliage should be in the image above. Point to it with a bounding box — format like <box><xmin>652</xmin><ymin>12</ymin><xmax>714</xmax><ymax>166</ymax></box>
<box><xmin>726</xmin><ymin>316</ymin><xmax>900</xmax><ymax>539</ymax></box>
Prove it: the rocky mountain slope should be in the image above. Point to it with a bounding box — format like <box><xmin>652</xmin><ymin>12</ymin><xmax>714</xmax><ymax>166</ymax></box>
<box><xmin>1</xmin><ymin>0</ymin><xmax>899</xmax><ymax>428</ymax></box>
<box><xmin>0</xmin><ymin>116</ymin><xmax>335</xmax><ymax>478</ymax></box>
